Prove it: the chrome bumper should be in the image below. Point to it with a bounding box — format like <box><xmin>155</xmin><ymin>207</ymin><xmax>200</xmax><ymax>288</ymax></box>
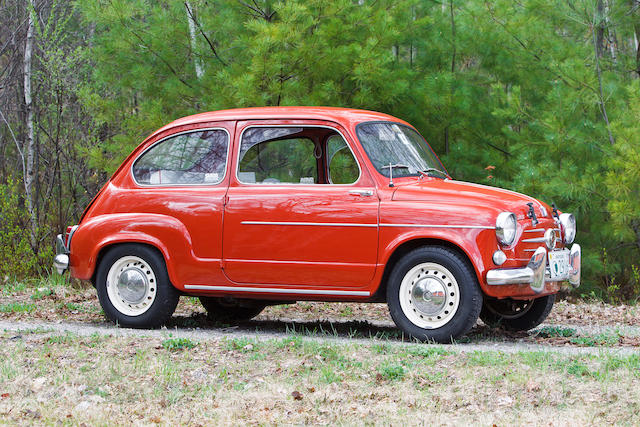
<box><xmin>53</xmin><ymin>234</ymin><xmax>69</xmax><ymax>274</ymax></box>
<box><xmin>486</xmin><ymin>244</ymin><xmax>581</xmax><ymax>292</ymax></box>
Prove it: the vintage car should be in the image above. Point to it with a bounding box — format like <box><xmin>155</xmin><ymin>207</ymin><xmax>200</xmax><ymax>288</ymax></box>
<box><xmin>53</xmin><ymin>107</ymin><xmax>580</xmax><ymax>342</ymax></box>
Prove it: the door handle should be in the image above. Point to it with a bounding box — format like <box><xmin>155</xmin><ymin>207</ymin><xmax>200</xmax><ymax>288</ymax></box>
<box><xmin>348</xmin><ymin>189</ymin><xmax>374</xmax><ymax>197</ymax></box>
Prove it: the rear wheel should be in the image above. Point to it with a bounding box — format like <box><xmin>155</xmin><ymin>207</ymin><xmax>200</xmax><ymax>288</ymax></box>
<box><xmin>199</xmin><ymin>297</ymin><xmax>266</xmax><ymax>322</ymax></box>
<box><xmin>480</xmin><ymin>295</ymin><xmax>555</xmax><ymax>331</ymax></box>
<box><xmin>96</xmin><ymin>244</ymin><xmax>179</xmax><ymax>328</ymax></box>
<box><xmin>386</xmin><ymin>246</ymin><xmax>482</xmax><ymax>343</ymax></box>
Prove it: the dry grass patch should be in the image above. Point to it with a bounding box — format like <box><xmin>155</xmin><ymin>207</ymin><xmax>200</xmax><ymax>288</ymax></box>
<box><xmin>0</xmin><ymin>330</ymin><xmax>639</xmax><ymax>425</ymax></box>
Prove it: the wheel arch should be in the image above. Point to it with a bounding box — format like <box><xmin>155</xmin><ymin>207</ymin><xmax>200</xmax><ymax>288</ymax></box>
<box><xmin>372</xmin><ymin>237</ymin><xmax>480</xmax><ymax>301</ymax></box>
<box><xmin>91</xmin><ymin>240</ymin><xmax>173</xmax><ymax>288</ymax></box>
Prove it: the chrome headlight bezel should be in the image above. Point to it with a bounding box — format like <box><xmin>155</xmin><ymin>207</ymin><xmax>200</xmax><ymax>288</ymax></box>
<box><xmin>559</xmin><ymin>213</ymin><xmax>576</xmax><ymax>244</ymax></box>
<box><xmin>496</xmin><ymin>212</ymin><xmax>517</xmax><ymax>246</ymax></box>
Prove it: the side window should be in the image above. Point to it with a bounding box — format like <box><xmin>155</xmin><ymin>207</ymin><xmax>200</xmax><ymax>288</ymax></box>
<box><xmin>327</xmin><ymin>135</ymin><xmax>359</xmax><ymax>184</ymax></box>
<box><xmin>133</xmin><ymin>129</ymin><xmax>229</xmax><ymax>185</ymax></box>
<box><xmin>238</xmin><ymin>127</ymin><xmax>318</xmax><ymax>184</ymax></box>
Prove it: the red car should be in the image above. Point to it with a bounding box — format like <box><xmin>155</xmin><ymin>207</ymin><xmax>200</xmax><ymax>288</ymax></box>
<box><xmin>53</xmin><ymin>107</ymin><xmax>580</xmax><ymax>342</ymax></box>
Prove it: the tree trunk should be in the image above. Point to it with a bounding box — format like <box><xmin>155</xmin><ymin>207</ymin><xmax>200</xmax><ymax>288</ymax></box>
<box><xmin>596</xmin><ymin>0</ymin><xmax>605</xmax><ymax>57</ymax></box>
<box><xmin>23</xmin><ymin>0</ymin><xmax>37</xmax><ymax>248</ymax></box>
<box><xmin>185</xmin><ymin>1</ymin><xmax>204</xmax><ymax>79</ymax></box>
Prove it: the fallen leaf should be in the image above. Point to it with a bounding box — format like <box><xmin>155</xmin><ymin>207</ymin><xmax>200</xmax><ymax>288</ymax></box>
<box><xmin>307</xmin><ymin>387</ymin><xmax>315</xmax><ymax>393</ymax></box>
<box><xmin>291</xmin><ymin>391</ymin><xmax>303</xmax><ymax>401</ymax></box>
<box><xmin>22</xmin><ymin>409</ymin><xmax>41</xmax><ymax>419</ymax></box>
<box><xmin>1</xmin><ymin>393</ymin><xmax>9</xmax><ymax>399</ymax></box>
<box><xmin>526</xmin><ymin>380</ymin><xmax>541</xmax><ymax>392</ymax></box>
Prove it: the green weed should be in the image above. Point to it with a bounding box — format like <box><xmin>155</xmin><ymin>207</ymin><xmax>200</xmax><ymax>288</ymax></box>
<box><xmin>566</xmin><ymin>361</ymin><xmax>593</xmax><ymax>377</ymax></box>
<box><xmin>0</xmin><ymin>302</ymin><xmax>36</xmax><ymax>313</ymax></box>
<box><xmin>31</xmin><ymin>288</ymin><xmax>53</xmax><ymax>300</ymax></box>
<box><xmin>537</xmin><ymin>325</ymin><xmax>577</xmax><ymax>338</ymax></box>
<box><xmin>162</xmin><ymin>338</ymin><xmax>196</xmax><ymax>351</ymax></box>
<box><xmin>223</xmin><ymin>337</ymin><xmax>257</xmax><ymax>352</ymax></box>
<box><xmin>47</xmin><ymin>334</ymin><xmax>75</xmax><ymax>345</ymax></box>
<box><xmin>377</xmin><ymin>363</ymin><xmax>405</xmax><ymax>381</ymax></box>
<box><xmin>569</xmin><ymin>332</ymin><xmax>620</xmax><ymax>346</ymax></box>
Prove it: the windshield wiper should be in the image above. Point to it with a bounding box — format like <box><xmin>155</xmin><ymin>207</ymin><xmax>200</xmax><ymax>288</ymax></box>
<box><xmin>383</xmin><ymin>163</ymin><xmax>411</xmax><ymax>187</ymax></box>
<box><xmin>418</xmin><ymin>167</ymin><xmax>448</xmax><ymax>179</ymax></box>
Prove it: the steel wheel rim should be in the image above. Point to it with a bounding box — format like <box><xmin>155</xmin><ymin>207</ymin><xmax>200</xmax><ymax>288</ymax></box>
<box><xmin>106</xmin><ymin>256</ymin><xmax>157</xmax><ymax>316</ymax></box>
<box><xmin>399</xmin><ymin>262</ymin><xmax>460</xmax><ymax>329</ymax></box>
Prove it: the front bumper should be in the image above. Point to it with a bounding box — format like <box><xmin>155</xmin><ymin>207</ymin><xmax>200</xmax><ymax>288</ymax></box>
<box><xmin>486</xmin><ymin>244</ymin><xmax>581</xmax><ymax>293</ymax></box>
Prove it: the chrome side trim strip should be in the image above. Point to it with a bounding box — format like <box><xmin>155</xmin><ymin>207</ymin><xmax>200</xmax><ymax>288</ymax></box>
<box><xmin>380</xmin><ymin>223</ymin><xmax>495</xmax><ymax>230</ymax></box>
<box><xmin>524</xmin><ymin>228</ymin><xmax>545</xmax><ymax>233</ymax></box>
<box><xmin>241</xmin><ymin>221</ymin><xmax>377</xmax><ymax>228</ymax></box>
<box><xmin>241</xmin><ymin>221</ymin><xmax>494</xmax><ymax>230</ymax></box>
<box><xmin>183</xmin><ymin>285</ymin><xmax>370</xmax><ymax>296</ymax></box>
<box><xmin>522</xmin><ymin>237</ymin><xmax>546</xmax><ymax>243</ymax></box>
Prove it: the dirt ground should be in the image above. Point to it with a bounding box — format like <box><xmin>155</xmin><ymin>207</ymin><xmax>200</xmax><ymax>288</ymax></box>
<box><xmin>1</xmin><ymin>282</ymin><xmax>639</xmax><ymax>347</ymax></box>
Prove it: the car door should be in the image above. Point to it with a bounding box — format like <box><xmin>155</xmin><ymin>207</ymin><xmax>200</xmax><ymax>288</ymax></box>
<box><xmin>222</xmin><ymin>120</ymin><xmax>379</xmax><ymax>289</ymax></box>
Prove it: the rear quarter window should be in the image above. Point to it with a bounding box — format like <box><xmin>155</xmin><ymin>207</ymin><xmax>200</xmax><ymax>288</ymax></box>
<box><xmin>133</xmin><ymin>129</ymin><xmax>229</xmax><ymax>185</ymax></box>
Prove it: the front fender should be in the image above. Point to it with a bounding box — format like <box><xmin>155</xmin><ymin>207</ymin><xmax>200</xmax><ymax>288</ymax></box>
<box><xmin>379</xmin><ymin>227</ymin><xmax>496</xmax><ymax>291</ymax></box>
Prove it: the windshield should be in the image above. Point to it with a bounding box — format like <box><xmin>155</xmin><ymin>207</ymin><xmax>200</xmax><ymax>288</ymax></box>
<box><xmin>356</xmin><ymin>122</ymin><xmax>447</xmax><ymax>178</ymax></box>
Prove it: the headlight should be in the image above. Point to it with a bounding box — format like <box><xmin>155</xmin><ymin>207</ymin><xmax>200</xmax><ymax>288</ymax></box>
<box><xmin>496</xmin><ymin>212</ymin><xmax>517</xmax><ymax>246</ymax></box>
<box><xmin>559</xmin><ymin>213</ymin><xmax>576</xmax><ymax>244</ymax></box>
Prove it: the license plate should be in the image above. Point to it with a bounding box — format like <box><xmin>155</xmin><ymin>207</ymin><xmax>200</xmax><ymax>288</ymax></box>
<box><xmin>548</xmin><ymin>249</ymin><xmax>571</xmax><ymax>280</ymax></box>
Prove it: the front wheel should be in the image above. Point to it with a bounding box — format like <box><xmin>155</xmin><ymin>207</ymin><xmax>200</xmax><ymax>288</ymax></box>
<box><xmin>386</xmin><ymin>246</ymin><xmax>482</xmax><ymax>343</ymax></box>
<box><xmin>96</xmin><ymin>244</ymin><xmax>179</xmax><ymax>328</ymax></box>
<box><xmin>480</xmin><ymin>295</ymin><xmax>555</xmax><ymax>331</ymax></box>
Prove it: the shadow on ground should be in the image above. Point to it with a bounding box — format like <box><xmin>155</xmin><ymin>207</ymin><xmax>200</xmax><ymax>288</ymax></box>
<box><xmin>166</xmin><ymin>312</ymin><xmax>525</xmax><ymax>343</ymax></box>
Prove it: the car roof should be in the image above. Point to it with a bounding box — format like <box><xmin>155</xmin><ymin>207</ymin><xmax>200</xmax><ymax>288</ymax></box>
<box><xmin>149</xmin><ymin>107</ymin><xmax>409</xmax><ymax>140</ymax></box>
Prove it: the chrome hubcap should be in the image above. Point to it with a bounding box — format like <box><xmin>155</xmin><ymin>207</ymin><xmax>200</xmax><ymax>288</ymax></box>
<box><xmin>399</xmin><ymin>262</ymin><xmax>460</xmax><ymax>329</ymax></box>
<box><xmin>117</xmin><ymin>268</ymin><xmax>148</xmax><ymax>304</ymax></box>
<box><xmin>411</xmin><ymin>278</ymin><xmax>447</xmax><ymax>316</ymax></box>
<box><xmin>106</xmin><ymin>256</ymin><xmax>157</xmax><ymax>316</ymax></box>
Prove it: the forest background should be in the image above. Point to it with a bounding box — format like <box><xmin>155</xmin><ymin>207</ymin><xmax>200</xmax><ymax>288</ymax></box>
<box><xmin>1</xmin><ymin>0</ymin><xmax>640</xmax><ymax>302</ymax></box>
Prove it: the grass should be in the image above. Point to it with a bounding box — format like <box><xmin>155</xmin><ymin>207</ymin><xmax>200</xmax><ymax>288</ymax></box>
<box><xmin>537</xmin><ymin>325</ymin><xmax>578</xmax><ymax>338</ymax></box>
<box><xmin>30</xmin><ymin>288</ymin><xmax>53</xmax><ymax>300</ymax></box>
<box><xmin>569</xmin><ymin>331</ymin><xmax>621</xmax><ymax>346</ymax></box>
<box><xmin>0</xmin><ymin>330</ymin><xmax>638</xmax><ymax>425</ymax></box>
<box><xmin>161</xmin><ymin>337</ymin><xmax>197</xmax><ymax>351</ymax></box>
<box><xmin>0</xmin><ymin>302</ymin><xmax>36</xmax><ymax>313</ymax></box>
<box><xmin>377</xmin><ymin>363</ymin><xmax>406</xmax><ymax>381</ymax></box>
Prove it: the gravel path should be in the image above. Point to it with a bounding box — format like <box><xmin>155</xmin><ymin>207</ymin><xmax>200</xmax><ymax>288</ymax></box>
<box><xmin>1</xmin><ymin>320</ymin><xmax>638</xmax><ymax>356</ymax></box>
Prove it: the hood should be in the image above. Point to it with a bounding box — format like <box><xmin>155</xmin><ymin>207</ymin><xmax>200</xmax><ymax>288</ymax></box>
<box><xmin>392</xmin><ymin>179</ymin><xmax>552</xmax><ymax>221</ymax></box>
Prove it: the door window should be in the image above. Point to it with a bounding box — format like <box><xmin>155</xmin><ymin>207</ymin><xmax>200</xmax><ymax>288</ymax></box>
<box><xmin>238</xmin><ymin>128</ymin><xmax>317</xmax><ymax>184</ymax></box>
<box><xmin>237</xmin><ymin>126</ymin><xmax>360</xmax><ymax>185</ymax></box>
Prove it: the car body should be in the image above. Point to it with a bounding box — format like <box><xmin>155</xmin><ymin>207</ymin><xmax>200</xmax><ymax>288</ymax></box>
<box><xmin>54</xmin><ymin>107</ymin><xmax>581</xmax><ymax>342</ymax></box>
